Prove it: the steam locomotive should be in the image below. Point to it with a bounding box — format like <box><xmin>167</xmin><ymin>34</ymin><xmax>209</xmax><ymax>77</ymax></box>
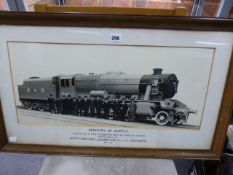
<box><xmin>18</xmin><ymin>68</ymin><xmax>195</xmax><ymax>126</ymax></box>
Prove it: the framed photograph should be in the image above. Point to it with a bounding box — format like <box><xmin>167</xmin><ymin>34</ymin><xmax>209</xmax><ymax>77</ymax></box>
<box><xmin>0</xmin><ymin>12</ymin><xmax>233</xmax><ymax>159</ymax></box>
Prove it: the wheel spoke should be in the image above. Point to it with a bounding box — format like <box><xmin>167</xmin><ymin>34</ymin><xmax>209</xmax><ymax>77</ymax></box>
<box><xmin>154</xmin><ymin>111</ymin><xmax>169</xmax><ymax>126</ymax></box>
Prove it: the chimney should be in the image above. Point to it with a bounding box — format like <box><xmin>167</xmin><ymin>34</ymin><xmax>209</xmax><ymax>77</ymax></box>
<box><xmin>153</xmin><ymin>68</ymin><xmax>163</xmax><ymax>75</ymax></box>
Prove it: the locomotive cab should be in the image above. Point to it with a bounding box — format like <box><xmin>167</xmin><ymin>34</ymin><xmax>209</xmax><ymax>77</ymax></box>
<box><xmin>52</xmin><ymin>75</ymin><xmax>76</xmax><ymax>98</ymax></box>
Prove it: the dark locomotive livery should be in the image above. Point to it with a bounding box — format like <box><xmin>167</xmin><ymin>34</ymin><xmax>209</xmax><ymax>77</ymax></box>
<box><xmin>18</xmin><ymin>68</ymin><xmax>195</xmax><ymax>126</ymax></box>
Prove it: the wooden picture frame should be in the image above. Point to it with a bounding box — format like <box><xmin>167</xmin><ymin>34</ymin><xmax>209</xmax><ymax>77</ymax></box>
<box><xmin>0</xmin><ymin>12</ymin><xmax>233</xmax><ymax>159</ymax></box>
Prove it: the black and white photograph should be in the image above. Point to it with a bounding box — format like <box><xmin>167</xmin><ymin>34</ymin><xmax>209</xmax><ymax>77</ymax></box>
<box><xmin>8</xmin><ymin>42</ymin><xmax>213</xmax><ymax>129</ymax></box>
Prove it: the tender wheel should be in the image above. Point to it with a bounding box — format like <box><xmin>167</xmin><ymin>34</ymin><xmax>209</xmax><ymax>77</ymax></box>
<box><xmin>22</xmin><ymin>101</ymin><xmax>28</xmax><ymax>109</ymax></box>
<box><xmin>153</xmin><ymin>111</ymin><xmax>170</xmax><ymax>126</ymax></box>
<box><xmin>38</xmin><ymin>104</ymin><xmax>45</xmax><ymax>111</ymax></box>
<box><xmin>25</xmin><ymin>102</ymin><xmax>32</xmax><ymax>109</ymax></box>
<box><xmin>31</xmin><ymin>103</ymin><xmax>38</xmax><ymax>110</ymax></box>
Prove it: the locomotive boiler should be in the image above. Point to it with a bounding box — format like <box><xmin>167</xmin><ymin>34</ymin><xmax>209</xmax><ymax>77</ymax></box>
<box><xmin>18</xmin><ymin>68</ymin><xmax>195</xmax><ymax>126</ymax></box>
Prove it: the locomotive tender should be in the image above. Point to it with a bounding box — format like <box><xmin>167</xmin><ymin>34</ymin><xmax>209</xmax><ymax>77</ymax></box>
<box><xmin>18</xmin><ymin>68</ymin><xmax>194</xmax><ymax>126</ymax></box>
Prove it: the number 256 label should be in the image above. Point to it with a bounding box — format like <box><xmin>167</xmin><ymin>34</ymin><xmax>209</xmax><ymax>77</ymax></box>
<box><xmin>110</xmin><ymin>33</ymin><xmax>121</xmax><ymax>42</ymax></box>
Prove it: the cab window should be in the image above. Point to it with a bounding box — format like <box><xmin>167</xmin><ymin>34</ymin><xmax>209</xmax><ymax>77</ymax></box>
<box><xmin>61</xmin><ymin>79</ymin><xmax>65</xmax><ymax>87</ymax></box>
<box><xmin>65</xmin><ymin>79</ymin><xmax>69</xmax><ymax>87</ymax></box>
<box><xmin>71</xmin><ymin>78</ymin><xmax>75</xmax><ymax>86</ymax></box>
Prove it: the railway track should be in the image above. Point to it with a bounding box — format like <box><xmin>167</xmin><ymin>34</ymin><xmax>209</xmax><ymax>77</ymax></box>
<box><xmin>17</xmin><ymin>108</ymin><xmax>198</xmax><ymax>129</ymax></box>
